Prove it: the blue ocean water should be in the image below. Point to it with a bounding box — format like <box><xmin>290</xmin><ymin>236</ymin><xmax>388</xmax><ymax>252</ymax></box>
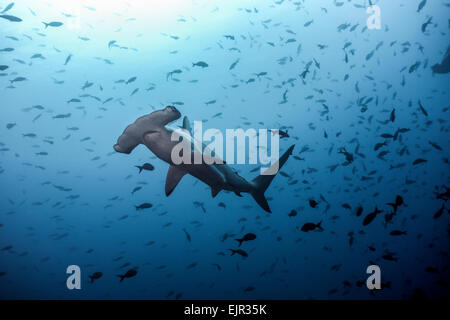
<box><xmin>0</xmin><ymin>0</ymin><xmax>449</xmax><ymax>300</ymax></box>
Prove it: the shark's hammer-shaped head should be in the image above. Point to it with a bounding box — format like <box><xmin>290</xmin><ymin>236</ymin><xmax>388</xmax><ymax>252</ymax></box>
<box><xmin>113</xmin><ymin>106</ymin><xmax>181</xmax><ymax>154</ymax></box>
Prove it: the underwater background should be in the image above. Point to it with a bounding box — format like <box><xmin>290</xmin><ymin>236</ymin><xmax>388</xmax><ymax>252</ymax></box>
<box><xmin>0</xmin><ymin>0</ymin><xmax>449</xmax><ymax>300</ymax></box>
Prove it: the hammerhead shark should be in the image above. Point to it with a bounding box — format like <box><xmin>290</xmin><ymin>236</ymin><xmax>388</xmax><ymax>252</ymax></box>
<box><xmin>113</xmin><ymin>106</ymin><xmax>294</xmax><ymax>213</ymax></box>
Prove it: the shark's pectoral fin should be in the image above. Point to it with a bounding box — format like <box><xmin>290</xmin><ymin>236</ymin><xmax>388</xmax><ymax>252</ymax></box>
<box><xmin>165</xmin><ymin>165</ymin><xmax>187</xmax><ymax>196</ymax></box>
<box><xmin>234</xmin><ymin>191</ymin><xmax>243</xmax><ymax>197</ymax></box>
<box><xmin>211</xmin><ymin>187</ymin><xmax>221</xmax><ymax>198</ymax></box>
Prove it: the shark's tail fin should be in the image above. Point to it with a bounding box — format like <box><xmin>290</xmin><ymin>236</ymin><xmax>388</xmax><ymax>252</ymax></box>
<box><xmin>250</xmin><ymin>145</ymin><xmax>295</xmax><ymax>213</ymax></box>
<box><xmin>135</xmin><ymin>165</ymin><xmax>143</xmax><ymax>173</ymax></box>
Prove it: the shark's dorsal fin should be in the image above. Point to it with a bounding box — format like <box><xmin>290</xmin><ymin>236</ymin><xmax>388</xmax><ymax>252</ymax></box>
<box><xmin>165</xmin><ymin>165</ymin><xmax>187</xmax><ymax>196</ymax></box>
<box><xmin>182</xmin><ymin>116</ymin><xmax>192</xmax><ymax>136</ymax></box>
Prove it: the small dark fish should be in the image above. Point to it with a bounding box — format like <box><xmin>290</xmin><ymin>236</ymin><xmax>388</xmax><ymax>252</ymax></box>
<box><xmin>108</xmin><ymin>40</ymin><xmax>117</xmax><ymax>49</ymax></box>
<box><xmin>235</xmin><ymin>233</ymin><xmax>256</xmax><ymax>247</ymax></box>
<box><xmin>428</xmin><ymin>141</ymin><xmax>442</xmax><ymax>151</ymax></box>
<box><xmin>131</xmin><ymin>186</ymin><xmax>142</xmax><ymax>194</ymax></box>
<box><xmin>31</xmin><ymin>53</ymin><xmax>45</xmax><ymax>60</ymax></box>
<box><xmin>433</xmin><ymin>203</ymin><xmax>445</xmax><ymax>219</ymax></box>
<box><xmin>0</xmin><ymin>14</ymin><xmax>22</xmax><ymax>22</ymax></box>
<box><xmin>425</xmin><ymin>266</ymin><xmax>439</xmax><ymax>273</ymax></box>
<box><xmin>194</xmin><ymin>201</ymin><xmax>206</xmax><ymax>213</ymax></box>
<box><xmin>409</xmin><ymin>61</ymin><xmax>421</xmax><ymax>73</ymax></box>
<box><xmin>229</xmin><ymin>58</ymin><xmax>240</xmax><ymax>70</ymax></box>
<box><xmin>363</xmin><ymin>206</ymin><xmax>383</xmax><ymax>226</ymax></box>
<box><xmin>390</xmin><ymin>108</ymin><xmax>395</xmax><ymax>122</ymax></box>
<box><xmin>288</xmin><ymin>209</ymin><xmax>297</xmax><ymax>217</ymax></box>
<box><xmin>89</xmin><ymin>272</ymin><xmax>103</xmax><ymax>283</ymax></box>
<box><xmin>255</xmin><ymin>71</ymin><xmax>268</xmax><ymax>77</ymax></box>
<box><xmin>386</xmin><ymin>195</ymin><xmax>404</xmax><ymax>213</ymax></box>
<box><xmin>356</xmin><ymin>205</ymin><xmax>363</xmax><ymax>217</ymax></box>
<box><xmin>382</xmin><ymin>252</ymin><xmax>398</xmax><ymax>262</ymax></box>
<box><xmin>421</xmin><ymin>17</ymin><xmax>432</xmax><ymax>33</ymax></box>
<box><xmin>417</xmin><ymin>0</ymin><xmax>427</xmax><ymax>12</ymax></box>
<box><xmin>64</xmin><ymin>54</ymin><xmax>72</xmax><ymax>65</ymax></box>
<box><xmin>126</xmin><ymin>76</ymin><xmax>137</xmax><ymax>84</ymax></box>
<box><xmin>117</xmin><ymin>269</ymin><xmax>137</xmax><ymax>282</ymax></box>
<box><xmin>82</xmin><ymin>81</ymin><xmax>93</xmax><ymax>90</ymax></box>
<box><xmin>10</xmin><ymin>76</ymin><xmax>26</xmax><ymax>83</ymax></box>
<box><xmin>53</xmin><ymin>113</ymin><xmax>71</xmax><ymax>119</ymax></box>
<box><xmin>412</xmin><ymin>158</ymin><xmax>427</xmax><ymax>165</ymax></box>
<box><xmin>42</xmin><ymin>21</ymin><xmax>63</xmax><ymax>28</ymax></box>
<box><xmin>0</xmin><ymin>65</ymin><xmax>8</xmax><ymax>71</ymax></box>
<box><xmin>1</xmin><ymin>3</ymin><xmax>14</xmax><ymax>14</ymax></box>
<box><xmin>436</xmin><ymin>187</ymin><xmax>449</xmax><ymax>202</ymax></box>
<box><xmin>228</xmin><ymin>249</ymin><xmax>248</xmax><ymax>258</ymax></box>
<box><xmin>374</xmin><ymin>141</ymin><xmax>387</xmax><ymax>151</ymax></box>
<box><xmin>22</xmin><ymin>133</ymin><xmax>36</xmax><ymax>138</ymax></box>
<box><xmin>182</xmin><ymin>228</ymin><xmax>191</xmax><ymax>242</ymax></box>
<box><xmin>136</xmin><ymin>163</ymin><xmax>154</xmax><ymax>173</ymax></box>
<box><xmin>300</xmin><ymin>221</ymin><xmax>323</xmax><ymax>232</ymax></box>
<box><xmin>338</xmin><ymin>147</ymin><xmax>354</xmax><ymax>164</ymax></box>
<box><xmin>342</xmin><ymin>203</ymin><xmax>351</xmax><ymax>210</ymax></box>
<box><xmin>309</xmin><ymin>199</ymin><xmax>318</xmax><ymax>208</ymax></box>
<box><xmin>135</xmin><ymin>203</ymin><xmax>152</xmax><ymax>210</ymax></box>
<box><xmin>390</xmin><ymin>230</ymin><xmax>407</xmax><ymax>236</ymax></box>
<box><xmin>244</xmin><ymin>286</ymin><xmax>255</xmax><ymax>292</ymax></box>
<box><xmin>186</xmin><ymin>262</ymin><xmax>197</xmax><ymax>269</ymax></box>
<box><xmin>192</xmin><ymin>61</ymin><xmax>208</xmax><ymax>68</ymax></box>
<box><xmin>418</xmin><ymin>100</ymin><xmax>428</xmax><ymax>116</ymax></box>
<box><xmin>166</xmin><ymin>69</ymin><xmax>182</xmax><ymax>80</ymax></box>
<box><xmin>278</xmin><ymin>130</ymin><xmax>289</xmax><ymax>139</ymax></box>
<box><xmin>212</xmin><ymin>263</ymin><xmax>221</xmax><ymax>271</ymax></box>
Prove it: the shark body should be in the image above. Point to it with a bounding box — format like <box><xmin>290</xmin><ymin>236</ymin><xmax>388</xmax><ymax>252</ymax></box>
<box><xmin>114</xmin><ymin>106</ymin><xmax>294</xmax><ymax>212</ymax></box>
